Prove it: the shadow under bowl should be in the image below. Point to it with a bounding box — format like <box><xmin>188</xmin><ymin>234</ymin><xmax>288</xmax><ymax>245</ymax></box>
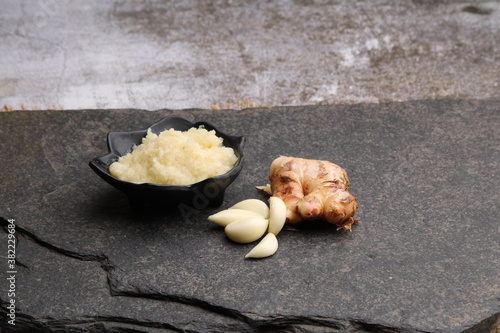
<box><xmin>89</xmin><ymin>116</ymin><xmax>245</xmax><ymax>210</ymax></box>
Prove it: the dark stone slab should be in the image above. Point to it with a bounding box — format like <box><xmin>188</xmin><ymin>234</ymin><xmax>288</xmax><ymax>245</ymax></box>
<box><xmin>1</xmin><ymin>100</ymin><xmax>499</xmax><ymax>333</ymax></box>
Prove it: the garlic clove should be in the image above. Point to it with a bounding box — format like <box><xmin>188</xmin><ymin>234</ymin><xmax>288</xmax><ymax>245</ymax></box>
<box><xmin>230</xmin><ymin>199</ymin><xmax>270</xmax><ymax>218</ymax></box>
<box><xmin>268</xmin><ymin>196</ymin><xmax>287</xmax><ymax>235</ymax></box>
<box><xmin>224</xmin><ymin>217</ymin><xmax>269</xmax><ymax>243</ymax></box>
<box><xmin>245</xmin><ymin>233</ymin><xmax>278</xmax><ymax>259</ymax></box>
<box><xmin>208</xmin><ymin>209</ymin><xmax>262</xmax><ymax>227</ymax></box>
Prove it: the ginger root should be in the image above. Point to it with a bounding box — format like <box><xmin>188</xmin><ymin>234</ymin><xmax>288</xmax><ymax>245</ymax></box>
<box><xmin>258</xmin><ymin>156</ymin><xmax>358</xmax><ymax>231</ymax></box>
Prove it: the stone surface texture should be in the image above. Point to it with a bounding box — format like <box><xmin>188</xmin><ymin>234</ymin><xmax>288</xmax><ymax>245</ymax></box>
<box><xmin>0</xmin><ymin>100</ymin><xmax>499</xmax><ymax>332</ymax></box>
<box><xmin>1</xmin><ymin>1</ymin><xmax>499</xmax><ymax>110</ymax></box>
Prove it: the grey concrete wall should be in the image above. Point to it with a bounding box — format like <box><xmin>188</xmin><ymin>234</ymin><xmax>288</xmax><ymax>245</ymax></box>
<box><xmin>1</xmin><ymin>0</ymin><xmax>499</xmax><ymax>110</ymax></box>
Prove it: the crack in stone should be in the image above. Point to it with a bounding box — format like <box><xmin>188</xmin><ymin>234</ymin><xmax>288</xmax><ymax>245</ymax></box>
<box><xmin>0</xmin><ymin>216</ymin><xmax>116</xmax><ymax>300</ymax></box>
<box><xmin>0</xmin><ymin>303</ymin><xmax>183</xmax><ymax>333</ymax></box>
<box><xmin>35</xmin><ymin>316</ymin><xmax>183</xmax><ymax>332</ymax></box>
<box><xmin>250</xmin><ymin>315</ymin><xmax>431</xmax><ymax>333</ymax></box>
<box><xmin>110</xmin><ymin>288</ymin><xmax>257</xmax><ymax>328</ymax></box>
<box><xmin>104</xmin><ymin>287</ymin><xmax>433</xmax><ymax>333</ymax></box>
<box><xmin>0</xmin><ymin>217</ymin><xmax>110</xmax><ymax>264</ymax></box>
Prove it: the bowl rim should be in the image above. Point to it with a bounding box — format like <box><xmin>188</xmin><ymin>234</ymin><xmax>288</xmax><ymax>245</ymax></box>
<box><xmin>89</xmin><ymin>115</ymin><xmax>245</xmax><ymax>191</ymax></box>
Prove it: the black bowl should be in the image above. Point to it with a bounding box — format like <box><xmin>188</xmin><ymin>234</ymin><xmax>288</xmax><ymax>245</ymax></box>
<box><xmin>89</xmin><ymin>116</ymin><xmax>245</xmax><ymax>210</ymax></box>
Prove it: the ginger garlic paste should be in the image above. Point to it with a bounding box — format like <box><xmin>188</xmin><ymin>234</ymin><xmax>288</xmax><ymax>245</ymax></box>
<box><xmin>109</xmin><ymin>127</ymin><xmax>237</xmax><ymax>185</ymax></box>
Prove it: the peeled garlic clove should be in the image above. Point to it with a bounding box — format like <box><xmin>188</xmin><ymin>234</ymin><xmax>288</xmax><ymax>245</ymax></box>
<box><xmin>230</xmin><ymin>199</ymin><xmax>270</xmax><ymax>218</ymax></box>
<box><xmin>245</xmin><ymin>233</ymin><xmax>278</xmax><ymax>259</ymax></box>
<box><xmin>224</xmin><ymin>217</ymin><xmax>269</xmax><ymax>243</ymax></box>
<box><xmin>268</xmin><ymin>196</ymin><xmax>287</xmax><ymax>235</ymax></box>
<box><xmin>208</xmin><ymin>209</ymin><xmax>261</xmax><ymax>227</ymax></box>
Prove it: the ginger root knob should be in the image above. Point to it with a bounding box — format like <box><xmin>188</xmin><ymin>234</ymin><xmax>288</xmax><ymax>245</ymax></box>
<box><xmin>259</xmin><ymin>156</ymin><xmax>358</xmax><ymax>231</ymax></box>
